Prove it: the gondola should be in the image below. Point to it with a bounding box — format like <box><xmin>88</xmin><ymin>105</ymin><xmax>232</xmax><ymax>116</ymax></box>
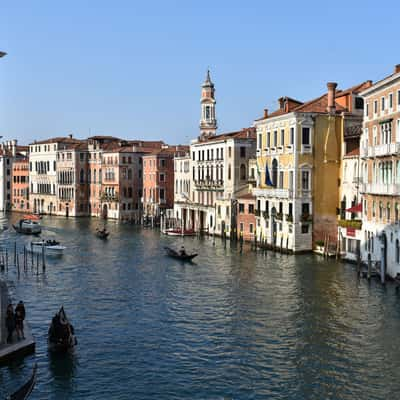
<box><xmin>48</xmin><ymin>307</ymin><xmax>77</xmax><ymax>353</ymax></box>
<box><xmin>164</xmin><ymin>246</ymin><xmax>198</xmax><ymax>261</ymax></box>
<box><xmin>6</xmin><ymin>363</ymin><xmax>37</xmax><ymax>400</ymax></box>
<box><xmin>96</xmin><ymin>229</ymin><xmax>109</xmax><ymax>239</ymax></box>
<box><xmin>13</xmin><ymin>219</ymin><xmax>41</xmax><ymax>235</ymax></box>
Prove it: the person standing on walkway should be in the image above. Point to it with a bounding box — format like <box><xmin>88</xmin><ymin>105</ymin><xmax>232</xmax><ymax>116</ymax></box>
<box><xmin>6</xmin><ymin>303</ymin><xmax>15</xmax><ymax>344</ymax></box>
<box><xmin>15</xmin><ymin>301</ymin><xmax>26</xmax><ymax>340</ymax></box>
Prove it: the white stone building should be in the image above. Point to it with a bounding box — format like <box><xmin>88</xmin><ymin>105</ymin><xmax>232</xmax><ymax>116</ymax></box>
<box><xmin>29</xmin><ymin>136</ymin><xmax>81</xmax><ymax>214</ymax></box>
<box><xmin>174</xmin><ymin>72</ymin><xmax>256</xmax><ymax>235</ymax></box>
<box><xmin>360</xmin><ymin>64</ymin><xmax>400</xmax><ymax>278</ymax></box>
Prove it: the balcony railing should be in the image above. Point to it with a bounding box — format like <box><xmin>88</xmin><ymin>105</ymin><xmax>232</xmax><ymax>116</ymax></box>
<box><xmin>194</xmin><ymin>179</ymin><xmax>224</xmax><ymax>189</ymax></box>
<box><xmin>361</xmin><ymin>142</ymin><xmax>400</xmax><ymax>158</ymax></box>
<box><xmin>252</xmin><ymin>187</ymin><xmax>292</xmax><ymax>199</ymax></box>
<box><xmin>286</xmin><ymin>214</ymin><xmax>293</xmax><ymax>222</ymax></box>
<box><xmin>100</xmin><ymin>193</ymin><xmax>119</xmax><ymax>202</ymax></box>
<box><xmin>360</xmin><ymin>183</ymin><xmax>400</xmax><ymax>195</ymax></box>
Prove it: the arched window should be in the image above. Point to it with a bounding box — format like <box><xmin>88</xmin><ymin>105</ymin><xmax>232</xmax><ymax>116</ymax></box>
<box><xmin>272</xmin><ymin>159</ymin><xmax>278</xmax><ymax>186</ymax></box>
<box><xmin>387</xmin><ymin>202</ymin><xmax>391</xmax><ymax>221</ymax></box>
<box><xmin>94</xmin><ymin>169</ymin><xmax>97</xmax><ymax>183</ymax></box>
<box><xmin>228</xmin><ymin>164</ymin><xmax>231</xmax><ymax>180</ymax></box>
<box><xmin>396</xmin><ymin>203</ymin><xmax>399</xmax><ymax>222</ymax></box>
<box><xmin>87</xmin><ymin>170</ymin><xmax>91</xmax><ymax>183</ymax></box>
<box><xmin>379</xmin><ymin>202</ymin><xmax>383</xmax><ymax>219</ymax></box>
<box><xmin>240</xmin><ymin>164</ymin><xmax>246</xmax><ymax>180</ymax></box>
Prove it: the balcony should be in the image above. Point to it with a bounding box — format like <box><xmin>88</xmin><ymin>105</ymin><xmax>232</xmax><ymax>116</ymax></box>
<box><xmin>361</xmin><ymin>142</ymin><xmax>400</xmax><ymax>158</ymax></box>
<box><xmin>360</xmin><ymin>183</ymin><xmax>400</xmax><ymax>195</ymax></box>
<box><xmin>194</xmin><ymin>179</ymin><xmax>224</xmax><ymax>190</ymax></box>
<box><xmin>100</xmin><ymin>193</ymin><xmax>119</xmax><ymax>202</ymax></box>
<box><xmin>252</xmin><ymin>187</ymin><xmax>292</xmax><ymax>199</ymax></box>
<box><xmin>286</xmin><ymin>214</ymin><xmax>293</xmax><ymax>222</ymax></box>
<box><xmin>275</xmin><ymin>212</ymin><xmax>283</xmax><ymax>221</ymax></box>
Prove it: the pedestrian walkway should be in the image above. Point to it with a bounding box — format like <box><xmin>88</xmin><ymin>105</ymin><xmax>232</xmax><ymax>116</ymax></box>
<box><xmin>0</xmin><ymin>321</ymin><xmax>35</xmax><ymax>364</ymax></box>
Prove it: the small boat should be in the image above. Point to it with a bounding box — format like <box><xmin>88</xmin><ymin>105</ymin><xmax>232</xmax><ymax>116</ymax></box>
<box><xmin>48</xmin><ymin>307</ymin><xmax>77</xmax><ymax>352</ymax></box>
<box><xmin>162</xmin><ymin>228</ymin><xmax>196</xmax><ymax>236</ymax></box>
<box><xmin>164</xmin><ymin>246</ymin><xmax>198</xmax><ymax>261</ymax></box>
<box><xmin>13</xmin><ymin>219</ymin><xmax>41</xmax><ymax>235</ymax></box>
<box><xmin>30</xmin><ymin>240</ymin><xmax>66</xmax><ymax>256</ymax></box>
<box><xmin>6</xmin><ymin>363</ymin><xmax>37</xmax><ymax>400</ymax></box>
<box><xmin>96</xmin><ymin>229</ymin><xmax>109</xmax><ymax>239</ymax></box>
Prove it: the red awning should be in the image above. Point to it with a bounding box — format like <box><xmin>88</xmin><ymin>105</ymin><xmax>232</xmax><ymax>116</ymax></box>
<box><xmin>346</xmin><ymin>203</ymin><xmax>362</xmax><ymax>213</ymax></box>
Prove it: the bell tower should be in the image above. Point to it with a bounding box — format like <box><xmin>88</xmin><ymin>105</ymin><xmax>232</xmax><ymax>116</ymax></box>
<box><xmin>199</xmin><ymin>70</ymin><xmax>217</xmax><ymax>139</ymax></box>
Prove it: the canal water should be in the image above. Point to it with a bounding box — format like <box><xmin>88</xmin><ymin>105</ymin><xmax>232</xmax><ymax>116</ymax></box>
<box><xmin>1</xmin><ymin>214</ymin><xmax>400</xmax><ymax>399</ymax></box>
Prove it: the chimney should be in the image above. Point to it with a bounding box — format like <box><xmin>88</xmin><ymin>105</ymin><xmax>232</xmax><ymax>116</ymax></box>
<box><xmin>68</xmin><ymin>134</ymin><xmax>73</xmax><ymax>139</ymax></box>
<box><xmin>327</xmin><ymin>82</ymin><xmax>338</xmax><ymax>114</ymax></box>
<box><xmin>278</xmin><ymin>98</ymin><xmax>285</xmax><ymax>109</ymax></box>
<box><xmin>263</xmin><ymin>109</ymin><xmax>268</xmax><ymax>118</ymax></box>
<box><xmin>395</xmin><ymin>64</ymin><xmax>400</xmax><ymax>74</ymax></box>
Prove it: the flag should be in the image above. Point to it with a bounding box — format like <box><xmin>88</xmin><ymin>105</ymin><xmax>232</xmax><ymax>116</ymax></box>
<box><xmin>265</xmin><ymin>164</ymin><xmax>274</xmax><ymax>187</ymax></box>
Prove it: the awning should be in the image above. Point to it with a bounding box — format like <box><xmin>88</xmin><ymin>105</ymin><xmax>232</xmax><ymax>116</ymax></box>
<box><xmin>346</xmin><ymin>203</ymin><xmax>362</xmax><ymax>213</ymax></box>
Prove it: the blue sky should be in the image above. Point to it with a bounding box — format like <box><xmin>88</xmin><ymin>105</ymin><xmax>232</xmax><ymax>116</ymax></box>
<box><xmin>0</xmin><ymin>1</ymin><xmax>399</xmax><ymax>145</ymax></box>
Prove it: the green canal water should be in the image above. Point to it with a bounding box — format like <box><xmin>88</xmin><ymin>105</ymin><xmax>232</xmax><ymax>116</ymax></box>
<box><xmin>1</xmin><ymin>214</ymin><xmax>400</xmax><ymax>399</ymax></box>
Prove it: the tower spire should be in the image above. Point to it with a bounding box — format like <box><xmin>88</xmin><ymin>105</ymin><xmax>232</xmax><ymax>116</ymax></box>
<box><xmin>199</xmin><ymin>69</ymin><xmax>217</xmax><ymax>140</ymax></box>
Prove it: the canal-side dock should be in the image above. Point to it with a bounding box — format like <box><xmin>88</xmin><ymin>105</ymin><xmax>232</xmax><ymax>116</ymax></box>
<box><xmin>0</xmin><ymin>280</ymin><xmax>35</xmax><ymax>364</ymax></box>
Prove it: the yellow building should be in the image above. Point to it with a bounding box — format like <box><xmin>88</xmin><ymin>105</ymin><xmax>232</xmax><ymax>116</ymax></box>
<box><xmin>253</xmin><ymin>82</ymin><xmax>370</xmax><ymax>252</ymax></box>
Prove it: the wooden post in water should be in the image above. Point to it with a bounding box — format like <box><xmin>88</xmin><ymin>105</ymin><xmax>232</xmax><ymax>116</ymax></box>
<box><xmin>357</xmin><ymin>253</ymin><xmax>361</xmax><ymax>277</ymax></box>
<box><xmin>42</xmin><ymin>245</ymin><xmax>46</xmax><ymax>272</ymax></box>
<box><xmin>31</xmin><ymin>243</ymin><xmax>34</xmax><ymax>270</ymax></box>
<box><xmin>240</xmin><ymin>231</ymin><xmax>243</xmax><ymax>254</ymax></box>
<box><xmin>17</xmin><ymin>253</ymin><xmax>20</xmax><ymax>277</ymax></box>
<box><xmin>286</xmin><ymin>237</ymin><xmax>289</xmax><ymax>253</ymax></box>
<box><xmin>14</xmin><ymin>241</ymin><xmax>16</xmax><ymax>265</ymax></box>
<box><xmin>5</xmin><ymin>248</ymin><xmax>8</xmax><ymax>271</ymax></box>
<box><xmin>367</xmin><ymin>253</ymin><xmax>372</xmax><ymax>280</ymax></box>
<box><xmin>280</xmin><ymin>237</ymin><xmax>283</xmax><ymax>253</ymax></box>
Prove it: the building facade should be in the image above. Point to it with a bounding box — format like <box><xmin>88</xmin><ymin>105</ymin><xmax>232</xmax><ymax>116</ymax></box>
<box><xmin>236</xmin><ymin>193</ymin><xmax>256</xmax><ymax>241</ymax></box>
<box><xmin>0</xmin><ymin>140</ymin><xmax>17</xmax><ymax>212</ymax></box>
<box><xmin>11</xmin><ymin>151</ymin><xmax>30</xmax><ymax>213</ymax></box>
<box><xmin>29</xmin><ymin>136</ymin><xmax>82</xmax><ymax>214</ymax></box>
<box><xmin>254</xmin><ymin>81</ymin><xmax>371</xmax><ymax>252</ymax></box>
<box><xmin>173</xmin><ymin>152</ymin><xmax>191</xmax><ymax>223</ymax></box>
<box><xmin>360</xmin><ymin>64</ymin><xmax>400</xmax><ymax>278</ymax></box>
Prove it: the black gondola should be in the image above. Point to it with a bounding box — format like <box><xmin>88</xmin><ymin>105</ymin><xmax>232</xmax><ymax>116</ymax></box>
<box><xmin>6</xmin><ymin>363</ymin><xmax>37</xmax><ymax>400</ymax></box>
<box><xmin>48</xmin><ymin>307</ymin><xmax>77</xmax><ymax>352</ymax></box>
<box><xmin>164</xmin><ymin>246</ymin><xmax>198</xmax><ymax>261</ymax></box>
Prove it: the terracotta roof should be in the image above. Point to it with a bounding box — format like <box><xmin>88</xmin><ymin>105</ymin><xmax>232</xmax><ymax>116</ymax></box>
<box><xmin>88</xmin><ymin>135</ymin><xmax>120</xmax><ymax>141</ymax></box>
<box><xmin>196</xmin><ymin>127</ymin><xmax>256</xmax><ymax>144</ymax></box>
<box><xmin>344</xmin><ymin>148</ymin><xmax>360</xmax><ymax>157</ymax></box>
<box><xmin>256</xmin><ymin>81</ymin><xmax>371</xmax><ymax>120</ymax></box>
<box><xmin>237</xmin><ymin>192</ymin><xmax>255</xmax><ymax>200</ymax></box>
<box><xmin>29</xmin><ymin>136</ymin><xmax>82</xmax><ymax>145</ymax></box>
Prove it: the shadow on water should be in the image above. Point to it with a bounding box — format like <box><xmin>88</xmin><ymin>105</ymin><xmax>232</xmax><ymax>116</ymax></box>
<box><xmin>48</xmin><ymin>351</ymin><xmax>77</xmax><ymax>380</ymax></box>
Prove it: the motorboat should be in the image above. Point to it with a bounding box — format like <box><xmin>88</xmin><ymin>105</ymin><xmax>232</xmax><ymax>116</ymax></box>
<box><xmin>162</xmin><ymin>228</ymin><xmax>196</xmax><ymax>236</ymax></box>
<box><xmin>30</xmin><ymin>240</ymin><xmax>65</xmax><ymax>256</ymax></box>
<box><xmin>164</xmin><ymin>246</ymin><xmax>198</xmax><ymax>261</ymax></box>
<box><xmin>48</xmin><ymin>307</ymin><xmax>77</xmax><ymax>352</ymax></box>
<box><xmin>13</xmin><ymin>219</ymin><xmax>41</xmax><ymax>235</ymax></box>
<box><xmin>6</xmin><ymin>363</ymin><xmax>37</xmax><ymax>400</ymax></box>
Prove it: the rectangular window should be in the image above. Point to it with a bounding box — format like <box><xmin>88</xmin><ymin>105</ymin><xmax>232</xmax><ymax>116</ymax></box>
<box><xmin>389</xmin><ymin>93</ymin><xmax>393</xmax><ymax>109</ymax></box>
<box><xmin>240</xmin><ymin>222</ymin><xmax>244</xmax><ymax>232</ymax></box>
<box><xmin>258</xmin><ymin>134</ymin><xmax>262</xmax><ymax>150</ymax></box>
<box><xmin>301</xmin><ymin>171</ymin><xmax>309</xmax><ymax>190</ymax></box>
<box><xmin>267</xmin><ymin>132</ymin><xmax>271</xmax><ymax>148</ymax></box>
<box><xmin>240</xmin><ymin>147</ymin><xmax>245</xmax><ymax>157</ymax></box>
<box><xmin>365</xmin><ymin>103</ymin><xmax>369</xmax><ymax>117</ymax></box>
<box><xmin>374</xmin><ymin>100</ymin><xmax>378</xmax><ymax>114</ymax></box>
<box><xmin>249</xmin><ymin>223</ymin><xmax>254</xmax><ymax>233</ymax></box>
<box><xmin>160</xmin><ymin>173</ymin><xmax>165</xmax><ymax>182</ymax></box>
<box><xmin>302</xmin><ymin>203</ymin><xmax>310</xmax><ymax>215</ymax></box>
<box><xmin>302</xmin><ymin>127</ymin><xmax>310</xmax><ymax>145</ymax></box>
<box><xmin>280</xmin><ymin>129</ymin><xmax>285</xmax><ymax>146</ymax></box>
<box><xmin>159</xmin><ymin>188</ymin><xmax>165</xmax><ymax>200</ymax></box>
<box><xmin>382</xmin><ymin>97</ymin><xmax>385</xmax><ymax>111</ymax></box>
<box><xmin>273</xmin><ymin>131</ymin><xmax>277</xmax><ymax>147</ymax></box>
<box><xmin>279</xmin><ymin>171</ymin><xmax>284</xmax><ymax>188</ymax></box>
<box><xmin>248</xmin><ymin>204</ymin><xmax>254</xmax><ymax>214</ymax></box>
<box><xmin>290</xmin><ymin>127</ymin><xmax>294</xmax><ymax>145</ymax></box>
<box><xmin>239</xmin><ymin>203</ymin><xmax>245</xmax><ymax>213</ymax></box>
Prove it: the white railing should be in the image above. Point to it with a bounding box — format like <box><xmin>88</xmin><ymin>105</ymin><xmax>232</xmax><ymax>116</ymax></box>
<box><xmin>252</xmin><ymin>187</ymin><xmax>292</xmax><ymax>198</ymax></box>
<box><xmin>361</xmin><ymin>142</ymin><xmax>400</xmax><ymax>158</ymax></box>
<box><xmin>360</xmin><ymin>183</ymin><xmax>400</xmax><ymax>195</ymax></box>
